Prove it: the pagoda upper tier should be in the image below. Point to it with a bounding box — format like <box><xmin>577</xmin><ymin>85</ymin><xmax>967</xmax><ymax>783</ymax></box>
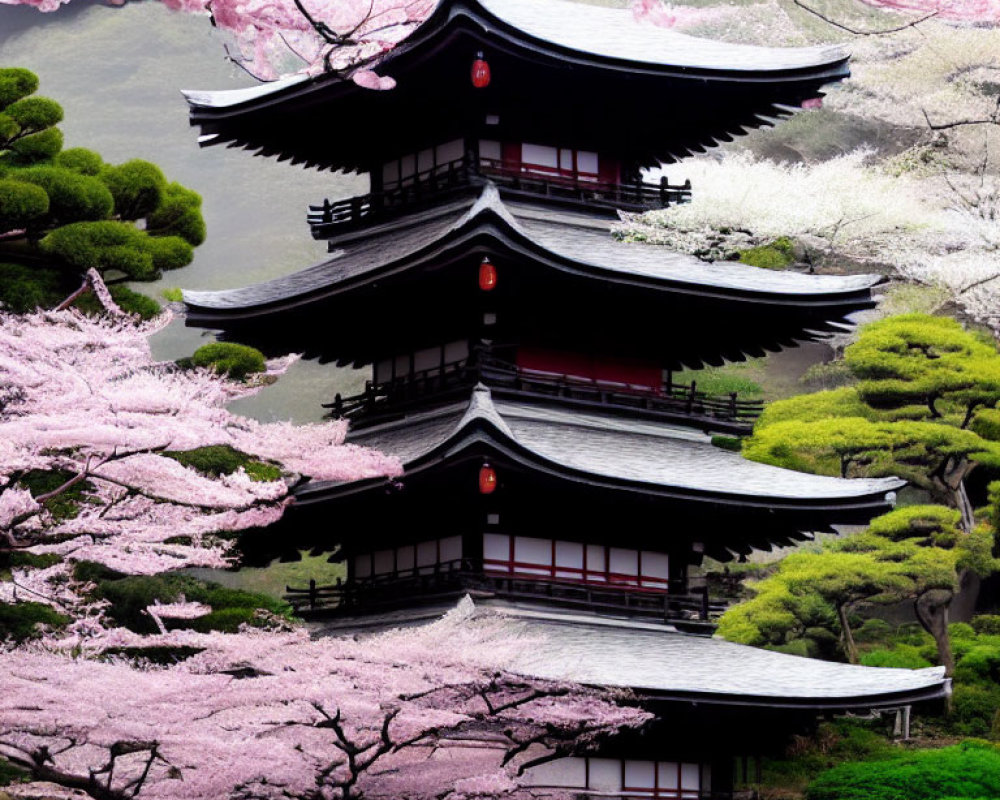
<box><xmin>183</xmin><ymin>0</ymin><xmax>849</xmax><ymax>172</ymax></box>
<box><xmin>184</xmin><ymin>183</ymin><xmax>881</xmax><ymax>371</ymax></box>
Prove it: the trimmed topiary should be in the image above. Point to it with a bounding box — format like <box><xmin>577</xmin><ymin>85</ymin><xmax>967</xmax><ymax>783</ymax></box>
<box><xmin>54</xmin><ymin>147</ymin><xmax>103</xmax><ymax>176</ymax></box>
<box><xmin>0</xmin><ymin>68</ymin><xmax>39</xmax><ymax>108</ymax></box>
<box><xmin>73</xmin><ymin>284</ymin><xmax>162</xmax><ymax>321</ymax></box>
<box><xmin>859</xmin><ymin>645</ymin><xmax>933</xmax><ymax>670</ymax></box>
<box><xmin>40</xmin><ymin>220</ymin><xmax>193</xmax><ymax>280</ymax></box>
<box><xmin>100</xmin><ymin>159</ymin><xmax>166</xmax><ymax>220</ymax></box>
<box><xmin>14</xmin><ymin>166</ymin><xmax>114</xmax><ymax>224</ymax></box>
<box><xmin>806</xmin><ymin>740</ymin><xmax>1000</xmax><ymax>800</ymax></box>
<box><xmin>191</xmin><ymin>342</ymin><xmax>266</xmax><ymax>380</ymax></box>
<box><xmin>0</xmin><ymin>180</ymin><xmax>49</xmax><ymax>230</ymax></box>
<box><xmin>145</xmin><ymin>181</ymin><xmax>206</xmax><ymax>246</ymax></box>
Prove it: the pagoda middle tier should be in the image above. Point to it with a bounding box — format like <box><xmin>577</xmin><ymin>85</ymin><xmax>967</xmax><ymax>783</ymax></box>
<box><xmin>186</xmin><ymin>183</ymin><xmax>883</xmax><ymax>432</ymax></box>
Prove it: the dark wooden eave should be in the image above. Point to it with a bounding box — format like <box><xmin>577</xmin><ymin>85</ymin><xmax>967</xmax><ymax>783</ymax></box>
<box><xmin>292</xmin><ymin>386</ymin><xmax>904</xmax><ymax>560</ymax></box>
<box><xmin>183</xmin><ymin>0</ymin><xmax>850</xmax><ymax>171</ymax></box>
<box><xmin>184</xmin><ymin>184</ymin><xmax>882</xmax><ymax>368</ymax></box>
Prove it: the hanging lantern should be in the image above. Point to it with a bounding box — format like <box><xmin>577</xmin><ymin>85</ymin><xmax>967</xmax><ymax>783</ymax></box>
<box><xmin>478</xmin><ymin>256</ymin><xmax>497</xmax><ymax>291</ymax></box>
<box><xmin>478</xmin><ymin>462</ymin><xmax>498</xmax><ymax>494</ymax></box>
<box><xmin>471</xmin><ymin>52</ymin><xmax>491</xmax><ymax>89</ymax></box>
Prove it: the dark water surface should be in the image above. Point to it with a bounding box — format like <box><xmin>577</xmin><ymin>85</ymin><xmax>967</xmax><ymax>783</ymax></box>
<box><xmin>0</xmin><ymin>2</ymin><xmax>368</xmax><ymax>421</ymax></box>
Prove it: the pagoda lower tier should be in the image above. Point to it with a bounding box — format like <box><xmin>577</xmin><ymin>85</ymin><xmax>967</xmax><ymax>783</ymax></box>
<box><xmin>312</xmin><ymin>597</ymin><xmax>949</xmax><ymax>799</ymax></box>
<box><xmin>283</xmin><ymin>385</ymin><xmax>904</xmax><ymax>628</ymax></box>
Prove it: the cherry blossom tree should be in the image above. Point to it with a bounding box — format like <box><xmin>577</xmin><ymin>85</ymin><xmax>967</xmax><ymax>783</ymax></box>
<box><xmin>0</xmin><ymin>606</ymin><xmax>650</xmax><ymax>800</ymax></box>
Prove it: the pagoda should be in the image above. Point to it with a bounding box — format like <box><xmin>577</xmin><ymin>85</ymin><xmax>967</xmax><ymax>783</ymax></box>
<box><xmin>183</xmin><ymin>1</ymin><xmax>949</xmax><ymax>796</ymax></box>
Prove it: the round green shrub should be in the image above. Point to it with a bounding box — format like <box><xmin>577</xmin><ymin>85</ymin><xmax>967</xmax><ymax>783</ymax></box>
<box><xmin>806</xmin><ymin>740</ymin><xmax>1000</xmax><ymax>800</ymax></box>
<box><xmin>8</xmin><ymin>127</ymin><xmax>64</xmax><ymax>165</ymax></box>
<box><xmin>0</xmin><ymin>179</ymin><xmax>49</xmax><ymax>229</ymax></box>
<box><xmin>0</xmin><ymin>112</ymin><xmax>19</xmax><ymax>141</ymax></box>
<box><xmin>100</xmin><ymin>159</ymin><xmax>166</xmax><ymax>220</ymax></box>
<box><xmin>0</xmin><ymin>68</ymin><xmax>39</xmax><ymax>109</ymax></box>
<box><xmin>860</xmin><ymin>645</ymin><xmax>933</xmax><ymax>669</ymax></box>
<box><xmin>147</xmin><ymin>234</ymin><xmax>194</xmax><ymax>271</ymax></box>
<box><xmin>955</xmin><ymin>645</ymin><xmax>1000</xmax><ymax>686</ymax></box>
<box><xmin>973</xmin><ymin>615</ymin><xmax>1000</xmax><ymax>636</ymax></box>
<box><xmin>54</xmin><ymin>147</ymin><xmax>103</xmax><ymax>176</ymax></box>
<box><xmin>855</xmin><ymin>618</ymin><xmax>893</xmax><ymax>645</ymax></box>
<box><xmin>15</xmin><ymin>166</ymin><xmax>113</xmax><ymax>223</ymax></box>
<box><xmin>3</xmin><ymin>96</ymin><xmax>62</xmax><ymax>132</ymax></box>
<box><xmin>146</xmin><ymin>181</ymin><xmax>206</xmax><ymax>246</ymax></box>
<box><xmin>191</xmin><ymin>342</ymin><xmax>266</xmax><ymax>380</ymax></box>
<box><xmin>950</xmin><ymin>685</ymin><xmax>1000</xmax><ymax>737</ymax></box>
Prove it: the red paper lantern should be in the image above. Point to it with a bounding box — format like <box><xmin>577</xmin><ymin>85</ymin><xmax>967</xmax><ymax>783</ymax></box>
<box><xmin>478</xmin><ymin>256</ymin><xmax>497</xmax><ymax>291</ymax></box>
<box><xmin>471</xmin><ymin>53</ymin><xmax>491</xmax><ymax>89</ymax></box>
<box><xmin>478</xmin><ymin>463</ymin><xmax>498</xmax><ymax>494</ymax></box>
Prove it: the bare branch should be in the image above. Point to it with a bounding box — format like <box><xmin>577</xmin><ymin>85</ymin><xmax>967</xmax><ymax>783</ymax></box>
<box><xmin>792</xmin><ymin>0</ymin><xmax>938</xmax><ymax>35</ymax></box>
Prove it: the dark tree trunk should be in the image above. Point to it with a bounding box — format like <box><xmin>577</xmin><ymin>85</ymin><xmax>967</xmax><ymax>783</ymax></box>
<box><xmin>838</xmin><ymin>602</ymin><xmax>859</xmax><ymax>664</ymax></box>
<box><xmin>915</xmin><ymin>589</ymin><xmax>955</xmax><ymax>677</ymax></box>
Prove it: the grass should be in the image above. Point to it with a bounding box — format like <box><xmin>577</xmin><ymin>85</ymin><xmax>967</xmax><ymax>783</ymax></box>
<box><xmin>185</xmin><ymin>551</ymin><xmax>345</xmax><ymax>601</ymax></box>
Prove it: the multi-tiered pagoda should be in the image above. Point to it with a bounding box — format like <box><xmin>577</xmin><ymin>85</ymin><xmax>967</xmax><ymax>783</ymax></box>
<box><xmin>184</xmin><ymin>1</ymin><xmax>948</xmax><ymax>795</ymax></box>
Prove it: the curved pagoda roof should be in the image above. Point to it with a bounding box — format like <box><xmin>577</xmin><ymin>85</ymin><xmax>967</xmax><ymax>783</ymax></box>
<box><xmin>183</xmin><ymin>0</ymin><xmax>850</xmax><ymax>170</ymax></box>
<box><xmin>296</xmin><ymin>385</ymin><xmax>904</xmax><ymax>559</ymax></box>
<box><xmin>184</xmin><ymin>184</ymin><xmax>882</xmax><ymax>368</ymax></box>
<box><xmin>319</xmin><ymin>598</ymin><xmax>948</xmax><ymax>711</ymax></box>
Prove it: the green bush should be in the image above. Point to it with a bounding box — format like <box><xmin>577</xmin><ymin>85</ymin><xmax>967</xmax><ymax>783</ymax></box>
<box><xmin>40</xmin><ymin>220</ymin><xmax>193</xmax><ymax>280</ymax></box>
<box><xmin>711</xmin><ymin>435</ymin><xmax>742</xmax><ymax>452</ymax></box>
<box><xmin>950</xmin><ymin>685</ymin><xmax>1000</xmax><ymax>737</ymax></box>
<box><xmin>0</xmin><ymin>262</ymin><xmax>67</xmax><ymax>312</ymax></box>
<box><xmin>161</xmin><ymin>287</ymin><xmax>183</xmax><ymax>302</ymax></box>
<box><xmin>0</xmin><ymin>178</ymin><xmax>48</xmax><ymax>229</ymax></box>
<box><xmin>15</xmin><ymin>166</ymin><xmax>113</xmax><ymax>223</ymax></box>
<box><xmin>100</xmin><ymin>159</ymin><xmax>166</xmax><ymax>220</ymax></box>
<box><xmin>3</xmin><ymin>96</ymin><xmax>62</xmax><ymax>132</ymax></box>
<box><xmin>54</xmin><ymin>147</ymin><xmax>103</xmax><ymax>176</ymax></box>
<box><xmin>738</xmin><ymin>236</ymin><xmax>796</xmax><ymax>270</ymax></box>
<box><xmin>145</xmin><ymin>181</ymin><xmax>206</xmax><ymax>246</ymax></box>
<box><xmin>74</xmin><ymin>284</ymin><xmax>161</xmax><ymax>320</ymax></box>
<box><xmin>91</xmin><ymin>573</ymin><xmax>290</xmax><ymax>634</ymax></box>
<box><xmin>860</xmin><ymin>645</ymin><xmax>933</xmax><ymax>669</ymax></box>
<box><xmin>855</xmin><ymin>618</ymin><xmax>893</xmax><ymax>645</ymax></box>
<box><xmin>191</xmin><ymin>342</ymin><xmax>266</xmax><ymax>380</ymax></box>
<box><xmin>806</xmin><ymin>740</ymin><xmax>1000</xmax><ymax>800</ymax></box>
<box><xmin>0</xmin><ymin>67</ymin><xmax>39</xmax><ymax>108</ymax></box>
<box><xmin>955</xmin><ymin>645</ymin><xmax>1000</xmax><ymax>686</ymax></box>
<box><xmin>0</xmin><ymin>601</ymin><xmax>70</xmax><ymax>642</ymax></box>
<box><xmin>165</xmin><ymin>444</ymin><xmax>281</xmax><ymax>482</ymax></box>
<box><xmin>973</xmin><ymin>615</ymin><xmax>1000</xmax><ymax>636</ymax></box>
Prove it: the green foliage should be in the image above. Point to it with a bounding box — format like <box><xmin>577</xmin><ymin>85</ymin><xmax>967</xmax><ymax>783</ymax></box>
<box><xmin>191</xmin><ymin>342</ymin><xmax>266</xmax><ymax>380</ymax></box>
<box><xmin>165</xmin><ymin>444</ymin><xmax>281</xmax><ymax>482</ymax></box>
<box><xmin>146</xmin><ymin>181</ymin><xmax>206</xmax><ymax>246</ymax></box>
<box><xmin>711</xmin><ymin>435</ymin><xmax>742</xmax><ymax>452</ymax></box>
<box><xmin>161</xmin><ymin>287</ymin><xmax>183</xmax><ymax>302</ymax></box>
<box><xmin>0</xmin><ymin>757</ymin><xmax>29</xmax><ymax>786</ymax></box>
<box><xmin>973</xmin><ymin>615</ymin><xmax>1000</xmax><ymax>636</ymax></box>
<box><xmin>738</xmin><ymin>236</ymin><xmax>796</xmax><ymax>270</ymax></box>
<box><xmin>805</xmin><ymin>740</ymin><xmax>1000</xmax><ymax>800</ymax></box>
<box><xmin>672</xmin><ymin>365</ymin><xmax>763</xmax><ymax>399</ymax></box>
<box><xmin>17</xmin><ymin>468</ymin><xmax>93</xmax><ymax>521</ymax></box>
<box><xmin>854</xmin><ymin>617</ymin><xmax>893</xmax><ymax>644</ymax></box>
<box><xmin>746</xmin><ymin>315</ymin><xmax>1000</xmax><ymax>502</ymax></box>
<box><xmin>6</xmin><ymin>123</ymin><xmax>63</xmax><ymax>165</ymax></box>
<box><xmin>0</xmin><ymin>179</ymin><xmax>48</xmax><ymax>229</ymax></box>
<box><xmin>3</xmin><ymin>96</ymin><xmax>62</xmax><ymax>133</ymax></box>
<box><xmin>955</xmin><ymin>645</ymin><xmax>1000</xmax><ymax>686</ymax></box>
<box><xmin>40</xmin><ymin>221</ymin><xmax>193</xmax><ymax>280</ymax></box>
<box><xmin>13</xmin><ymin>166</ymin><xmax>114</xmax><ymax>224</ymax></box>
<box><xmin>74</xmin><ymin>284</ymin><xmax>161</xmax><ymax>321</ymax></box>
<box><xmin>72</xmin><ymin>560</ymin><xmax>126</xmax><ymax>584</ymax></box>
<box><xmin>0</xmin><ymin>262</ymin><xmax>66</xmax><ymax>312</ymax></box>
<box><xmin>860</xmin><ymin>645</ymin><xmax>933</xmax><ymax>669</ymax></box>
<box><xmin>54</xmin><ymin>147</ymin><xmax>103</xmax><ymax>176</ymax></box>
<box><xmin>0</xmin><ymin>68</ymin><xmax>39</xmax><ymax>108</ymax></box>
<box><xmin>101</xmin><ymin>159</ymin><xmax>166</xmax><ymax>220</ymax></box>
<box><xmin>90</xmin><ymin>573</ymin><xmax>291</xmax><ymax>635</ymax></box>
<box><xmin>0</xmin><ymin>601</ymin><xmax>70</xmax><ymax>642</ymax></box>
<box><xmin>950</xmin><ymin>685</ymin><xmax>1000</xmax><ymax>737</ymax></box>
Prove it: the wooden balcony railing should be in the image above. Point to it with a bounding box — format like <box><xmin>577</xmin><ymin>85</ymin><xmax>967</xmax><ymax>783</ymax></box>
<box><xmin>285</xmin><ymin>558</ymin><xmax>725</xmax><ymax>628</ymax></box>
<box><xmin>308</xmin><ymin>153</ymin><xmax>691</xmax><ymax>238</ymax></box>
<box><xmin>323</xmin><ymin>351</ymin><xmax>763</xmax><ymax>434</ymax></box>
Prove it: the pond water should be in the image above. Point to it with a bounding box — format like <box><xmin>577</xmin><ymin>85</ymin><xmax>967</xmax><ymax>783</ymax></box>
<box><xmin>0</xmin><ymin>2</ymin><xmax>368</xmax><ymax>421</ymax></box>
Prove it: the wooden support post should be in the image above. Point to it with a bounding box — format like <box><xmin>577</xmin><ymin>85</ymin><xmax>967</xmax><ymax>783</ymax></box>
<box><xmin>308</xmin><ymin>578</ymin><xmax>317</xmax><ymax>611</ymax></box>
<box><xmin>729</xmin><ymin>392</ymin><xmax>737</xmax><ymax>418</ymax></box>
<box><xmin>686</xmin><ymin>381</ymin><xmax>696</xmax><ymax>413</ymax></box>
<box><xmin>660</xmin><ymin>175</ymin><xmax>669</xmax><ymax>207</ymax></box>
<box><xmin>700</xmin><ymin>586</ymin><xmax>709</xmax><ymax>620</ymax></box>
